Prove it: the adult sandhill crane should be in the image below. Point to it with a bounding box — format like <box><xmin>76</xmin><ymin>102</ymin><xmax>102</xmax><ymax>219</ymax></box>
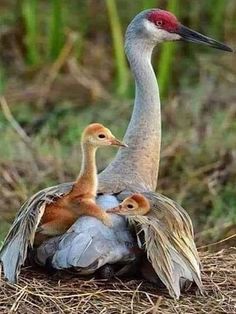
<box><xmin>0</xmin><ymin>9</ymin><xmax>232</xmax><ymax>298</ymax></box>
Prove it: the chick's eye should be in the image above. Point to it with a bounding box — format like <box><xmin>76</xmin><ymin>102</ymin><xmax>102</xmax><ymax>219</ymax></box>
<box><xmin>127</xmin><ymin>204</ymin><xmax>134</xmax><ymax>209</ymax></box>
<box><xmin>98</xmin><ymin>134</ymin><xmax>106</xmax><ymax>139</ymax></box>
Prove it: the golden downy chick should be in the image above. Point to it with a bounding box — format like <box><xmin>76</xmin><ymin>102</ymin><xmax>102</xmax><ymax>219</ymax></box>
<box><xmin>107</xmin><ymin>194</ymin><xmax>150</xmax><ymax>216</ymax></box>
<box><xmin>35</xmin><ymin>123</ymin><xmax>127</xmax><ymax>245</ymax></box>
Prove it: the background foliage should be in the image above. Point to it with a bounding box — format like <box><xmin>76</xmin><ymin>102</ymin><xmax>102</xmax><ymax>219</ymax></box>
<box><xmin>0</xmin><ymin>0</ymin><xmax>235</xmax><ymax>246</ymax></box>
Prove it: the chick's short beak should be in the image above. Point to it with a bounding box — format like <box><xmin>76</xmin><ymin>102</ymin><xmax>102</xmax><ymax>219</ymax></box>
<box><xmin>107</xmin><ymin>205</ymin><xmax>122</xmax><ymax>214</ymax></box>
<box><xmin>178</xmin><ymin>25</ymin><xmax>233</xmax><ymax>52</ymax></box>
<box><xmin>110</xmin><ymin>138</ymin><xmax>128</xmax><ymax>147</ymax></box>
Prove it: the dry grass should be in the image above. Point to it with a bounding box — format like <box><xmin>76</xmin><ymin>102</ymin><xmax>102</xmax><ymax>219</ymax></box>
<box><xmin>0</xmin><ymin>249</ymin><xmax>235</xmax><ymax>314</ymax></box>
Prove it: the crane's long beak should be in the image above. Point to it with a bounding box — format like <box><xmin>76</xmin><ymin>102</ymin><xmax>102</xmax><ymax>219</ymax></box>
<box><xmin>178</xmin><ymin>25</ymin><xmax>233</xmax><ymax>52</ymax></box>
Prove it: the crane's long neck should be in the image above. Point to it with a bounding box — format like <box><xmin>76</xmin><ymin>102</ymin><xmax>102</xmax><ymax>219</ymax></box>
<box><xmin>99</xmin><ymin>39</ymin><xmax>160</xmax><ymax>192</ymax></box>
<box><xmin>73</xmin><ymin>143</ymin><xmax>97</xmax><ymax>197</ymax></box>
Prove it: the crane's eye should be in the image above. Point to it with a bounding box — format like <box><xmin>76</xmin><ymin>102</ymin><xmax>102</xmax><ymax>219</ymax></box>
<box><xmin>156</xmin><ymin>20</ymin><xmax>163</xmax><ymax>27</ymax></box>
<box><xmin>127</xmin><ymin>204</ymin><xmax>134</xmax><ymax>209</ymax></box>
<box><xmin>98</xmin><ymin>134</ymin><xmax>106</xmax><ymax>139</ymax></box>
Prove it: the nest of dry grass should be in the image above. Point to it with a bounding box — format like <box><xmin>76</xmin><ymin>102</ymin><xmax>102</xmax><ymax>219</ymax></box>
<box><xmin>0</xmin><ymin>249</ymin><xmax>235</xmax><ymax>314</ymax></box>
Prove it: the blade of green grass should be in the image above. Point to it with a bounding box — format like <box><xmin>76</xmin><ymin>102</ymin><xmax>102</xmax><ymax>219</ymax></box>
<box><xmin>105</xmin><ymin>0</ymin><xmax>129</xmax><ymax>96</ymax></box>
<box><xmin>0</xmin><ymin>67</ymin><xmax>6</xmax><ymax>96</ymax></box>
<box><xmin>21</xmin><ymin>0</ymin><xmax>39</xmax><ymax>65</ymax></box>
<box><xmin>48</xmin><ymin>0</ymin><xmax>65</xmax><ymax>60</ymax></box>
<box><xmin>157</xmin><ymin>0</ymin><xmax>179</xmax><ymax>97</ymax></box>
<box><xmin>0</xmin><ymin>220</ymin><xmax>10</xmax><ymax>243</ymax></box>
<box><xmin>208</xmin><ymin>0</ymin><xmax>226</xmax><ymax>37</ymax></box>
<box><xmin>141</xmin><ymin>0</ymin><xmax>158</xmax><ymax>10</ymax></box>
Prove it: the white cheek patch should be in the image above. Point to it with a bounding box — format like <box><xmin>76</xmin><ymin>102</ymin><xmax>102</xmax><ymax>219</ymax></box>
<box><xmin>143</xmin><ymin>20</ymin><xmax>181</xmax><ymax>42</ymax></box>
<box><xmin>159</xmin><ymin>29</ymin><xmax>181</xmax><ymax>41</ymax></box>
<box><xmin>143</xmin><ymin>19</ymin><xmax>159</xmax><ymax>36</ymax></box>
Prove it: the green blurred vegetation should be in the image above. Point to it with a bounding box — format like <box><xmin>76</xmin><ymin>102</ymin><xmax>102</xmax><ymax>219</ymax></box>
<box><xmin>0</xmin><ymin>0</ymin><xmax>235</xmax><ymax>246</ymax></box>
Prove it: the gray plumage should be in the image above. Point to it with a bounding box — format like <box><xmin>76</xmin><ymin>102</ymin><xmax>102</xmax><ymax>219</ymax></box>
<box><xmin>99</xmin><ymin>12</ymin><xmax>161</xmax><ymax>193</ymax></box>
<box><xmin>35</xmin><ymin>195</ymin><xmax>136</xmax><ymax>271</ymax></box>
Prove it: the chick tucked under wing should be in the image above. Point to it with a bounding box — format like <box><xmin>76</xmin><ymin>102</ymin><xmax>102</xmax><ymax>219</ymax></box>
<box><xmin>35</xmin><ymin>195</ymin><xmax>136</xmax><ymax>271</ymax></box>
<box><xmin>117</xmin><ymin>191</ymin><xmax>203</xmax><ymax>299</ymax></box>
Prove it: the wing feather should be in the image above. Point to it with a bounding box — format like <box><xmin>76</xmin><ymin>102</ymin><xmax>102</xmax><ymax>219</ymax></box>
<box><xmin>118</xmin><ymin>191</ymin><xmax>203</xmax><ymax>299</ymax></box>
<box><xmin>0</xmin><ymin>182</ymin><xmax>73</xmax><ymax>283</ymax></box>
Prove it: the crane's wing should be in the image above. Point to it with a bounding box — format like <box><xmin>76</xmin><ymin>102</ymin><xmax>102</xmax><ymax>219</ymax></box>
<box><xmin>117</xmin><ymin>191</ymin><xmax>203</xmax><ymax>299</ymax></box>
<box><xmin>0</xmin><ymin>182</ymin><xmax>73</xmax><ymax>283</ymax></box>
<box><xmin>34</xmin><ymin>194</ymin><xmax>136</xmax><ymax>272</ymax></box>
